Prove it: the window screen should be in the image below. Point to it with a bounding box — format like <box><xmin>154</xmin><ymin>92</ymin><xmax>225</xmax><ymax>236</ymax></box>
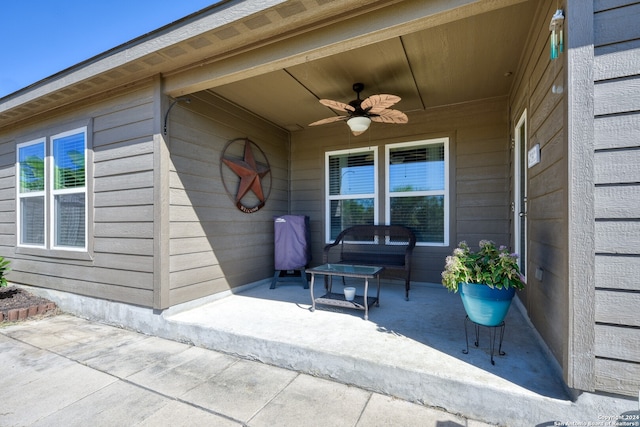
<box><xmin>17</xmin><ymin>141</ymin><xmax>46</xmax><ymax>246</ymax></box>
<box><xmin>326</xmin><ymin>148</ymin><xmax>377</xmax><ymax>241</ymax></box>
<box><xmin>51</xmin><ymin>129</ymin><xmax>86</xmax><ymax>249</ymax></box>
<box><xmin>387</xmin><ymin>139</ymin><xmax>448</xmax><ymax>245</ymax></box>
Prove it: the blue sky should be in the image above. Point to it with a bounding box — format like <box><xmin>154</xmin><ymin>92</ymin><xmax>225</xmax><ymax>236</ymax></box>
<box><xmin>1</xmin><ymin>1</ymin><xmax>219</xmax><ymax>98</ymax></box>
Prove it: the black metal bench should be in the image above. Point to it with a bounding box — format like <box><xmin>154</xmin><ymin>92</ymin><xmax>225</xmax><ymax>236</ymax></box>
<box><xmin>323</xmin><ymin>225</ymin><xmax>416</xmax><ymax>300</ymax></box>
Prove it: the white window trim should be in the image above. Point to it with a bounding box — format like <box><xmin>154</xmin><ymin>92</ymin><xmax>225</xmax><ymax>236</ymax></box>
<box><xmin>49</xmin><ymin>127</ymin><xmax>88</xmax><ymax>252</ymax></box>
<box><xmin>16</xmin><ymin>138</ymin><xmax>47</xmax><ymax>249</ymax></box>
<box><xmin>385</xmin><ymin>137</ymin><xmax>450</xmax><ymax>247</ymax></box>
<box><xmin>325</xmin><ymin>147</ymin><xmax>378</xmax><ymax>243</ymax></box>
<box><xmin>17</xmin><ymin>127</ymin><xmax>88</xmax><ymax>254</ymax></box>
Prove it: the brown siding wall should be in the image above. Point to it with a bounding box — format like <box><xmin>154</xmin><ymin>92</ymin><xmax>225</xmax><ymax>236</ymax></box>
<box><xmin>167</xmin><ymin>91</ymin><xmax>289</xmax><ymax>306</ymax></box>
<box><xmin>291</xmin><ymin>96</ymin><xmax>511</xmax><ymax>284</ymax></box>
<box><xmin>509</xmin><ymin>0</ymin><xmax>569</xmax><ymax>377</ymax></box>
<box><xmin>592</xmin><ymin>0</ymin><xmax>640</xmax><ymax>396</ymax></box>
<box><xmin>0</xmin><ymin>81</ymin><xmax>157</xmax><ymax>307</ymax></box>
<box><xmin>509</xmin><ymin>0</ymin><xmax>640</xmax><ymax>396</ymax></box>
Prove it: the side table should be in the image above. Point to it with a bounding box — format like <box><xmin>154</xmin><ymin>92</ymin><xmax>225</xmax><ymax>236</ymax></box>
<box><xmin>307</xmin><ymin>264</ymin><xmax>384</xmax><ymax>320</ymax></box>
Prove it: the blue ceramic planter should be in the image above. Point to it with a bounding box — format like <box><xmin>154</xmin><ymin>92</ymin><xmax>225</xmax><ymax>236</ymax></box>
<box><xmin>459</xmin><ymin>283</ymin><xmax>516</xmax><ymax>327</ymax></box>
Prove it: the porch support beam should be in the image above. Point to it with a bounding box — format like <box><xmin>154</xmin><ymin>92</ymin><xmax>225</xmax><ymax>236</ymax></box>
<box><xmin>152</xmin><ymin>75</ymin><xmax>171</xmax><ymax>310</ymax></box>
<box><xmin>565</xmin><ymin>0</ymin><xmax>596</xmax><ymax>391</ymax></box>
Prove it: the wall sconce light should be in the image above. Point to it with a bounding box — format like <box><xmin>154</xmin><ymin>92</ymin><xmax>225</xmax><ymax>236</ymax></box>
<box><xmin>549</xmin><ymin>9</ymin><xmax>564</xmax><ymax>60</ymax></box>
<box><xmin>347</xmin><ymin>116</ymin><xmax>371</xmax><ymax>134</ymax></box>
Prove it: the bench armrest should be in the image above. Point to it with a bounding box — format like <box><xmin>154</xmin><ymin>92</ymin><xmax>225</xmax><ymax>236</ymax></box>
<box><xmin>323</xmin><ymin>242</ymin><xmax>340</xmax><ymax>263</ymax></box>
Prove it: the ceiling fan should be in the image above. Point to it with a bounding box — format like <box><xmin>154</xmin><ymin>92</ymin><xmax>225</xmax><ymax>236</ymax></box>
<box><xmin>309</xmin><ymin>83</ymin><xmax>408</xmax><ymax>136</ymax></box>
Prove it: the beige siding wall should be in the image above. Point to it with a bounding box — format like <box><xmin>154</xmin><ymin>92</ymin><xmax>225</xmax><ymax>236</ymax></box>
<box><xmin>0</xmin><ymin>81</ymin><xmax>157</xmax><ymax>307</ymax></box>
<box><xmin>592</xmin><ymin>0</ymin><xmax>640</xmax><ymax>396</ymax></box>
<box><xmin>509</xmin><ymin>0</ymin><xmax>570</xmax><ymax>378</ymax></box>
<box><xmin>167</xmin><ymin>91</ymin><xmax>289</xmax><ymax>306</ymax></box>
<box><xmin>291</xmin><ymin>96</ymin><xmax>511</xmax><ymax>284</ymax></box>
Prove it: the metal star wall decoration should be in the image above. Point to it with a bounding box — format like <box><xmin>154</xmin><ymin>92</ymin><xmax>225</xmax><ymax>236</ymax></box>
<box><xmin>220</xmin><ymin>138</ymin><xmax>272</xmax><ymax>213</ymax></box>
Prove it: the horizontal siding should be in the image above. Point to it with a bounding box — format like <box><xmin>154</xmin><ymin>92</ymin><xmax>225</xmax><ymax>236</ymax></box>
<box><xmin>595</xmin><ymin>255</ymin><xmax>640</xmax><ymax>291</ymax></box>
<box><xmin>505</xmin><ymin>0</ymin><xmax>572</xmax><ymax>381</ymax></box>
<box><xmin>0</xmin><ymin>138</ymin><xmax>15</xmax><ymax>257</ymax></box>
<box><xmin>594</xmin><ymin>113</ymin><xmax>640</xmax><ymax>151</ymax></box>
<box><xmin>594</xmin><ymin>38</ymin><xmax>640</xmax><ymax>80</ymax></box>
<box><xmin>595</xmin><ymin>324</ymin><xmax>640</xmax><ymax>363</ymax></box>
<box><xmin>94</xmin><ymin>237</ymin><xmax>154</xmax><ymax>256</ymax></box>
<box><xmin>593</xmin><ymin>0</ymin><xmax>640</xmax><ymax>397</ymax></box>
<box><xmin>594</xmin><ymin>77</ymin><xmax>640</xmax><ymax>116</ymax></box>
<box><xmin>451</xmin><ymin>98</ymin><xmax>509</xmax><ymax>258</ymax></box>
<box><xmin>170</xmin><ymin>237</ymin><xmax>215</xmax><ymax>256</ymax></box>
<box><xmin>95</xmin><ymin>205</ymin><xmax>154</xmax><ymax>222</ymax></box>
<box><xmin>292</xmin><ymin>96</ymin><xmax>511</xmax><ymax>283</ymax></box>
<box><xmin>11</xmin><ymin>258</ymin><xmax>153</xmax><ymax>290</ymax></box>
<box><xmin>594</xmin><ymin>2</ymin><xmax>640</xmax><ymax>46</ymax></box>
<box><xmin>595</xmin><ymin>290</ymin><xmax>640</xmax><ymax>327</ymax></box>
<box><xmin>8</xmin><ymin>270</ymin><xmax>152</xmax><ymax>306</ymax></box>
<box><xmin>595</xmin><ymin>221</ymin><xmax>640</xmax><ymax>254</ymax></box>
<box><xmin>0</xmin><ymin>84</ymin><xmax>157</xmax><ymax>307</ymax></box>
<box><xmin>168</xmin><ymin>91</ymin><xmax>289</xmax><ymax>306</ymax></box>
<box><xmin>594</xmin><ymin>149</ymin><xmax>640</xmax><ymax>184</ymax></box>
<box><xmin>94</xmin><ymin>171</ymin><xmax>153</xmax><ymax>192</ymax></box>
<box><xmin>595</xmin><ymin>358</ymin><xmax>640</xmax><ymax>397</ymax></box>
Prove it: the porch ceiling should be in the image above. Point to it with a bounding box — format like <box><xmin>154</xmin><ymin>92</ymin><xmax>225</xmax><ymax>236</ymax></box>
<box><xmin>208</xmin><ymin>0</ymin><xmax>537</xmax><ymax>132</ymax></box>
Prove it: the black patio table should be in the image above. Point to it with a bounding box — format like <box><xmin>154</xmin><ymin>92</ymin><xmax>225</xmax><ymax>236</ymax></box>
<box><xmin>306</xmin><ymin>263</ymin><xmax>384</xmax><ymax>320</ymax></box>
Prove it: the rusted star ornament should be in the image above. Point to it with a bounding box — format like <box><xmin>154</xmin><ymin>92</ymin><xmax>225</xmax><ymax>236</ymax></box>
<box><xmin>220</xmin><ymin>138</ymin><xmax>271</xmax><ymax>213</ymax></box>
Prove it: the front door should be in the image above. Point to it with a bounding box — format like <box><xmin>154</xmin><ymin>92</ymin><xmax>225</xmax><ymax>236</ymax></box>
<box><xmin>514</xmin><ymin>110</ymin><xmax>527</xmax><ymax>280</ymax></box>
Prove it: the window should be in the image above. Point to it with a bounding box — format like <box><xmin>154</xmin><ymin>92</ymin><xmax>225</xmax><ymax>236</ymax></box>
<box><xmin>17</xmin><ymin>140</ymin><xmax>46</xmax><ymax>246</ymax></box>
<box><xmin>17</xmin><ymin>127</ymin><xmax>87</xmax><ymax>251</ymax></box>
<box><xmin>386</xmin><ymin>138</ymin><xmax>449</xmax><ymax>246</ymax></box>
<box><xmin>326</xmin><ymin>148</ymin><xmax>378</xmax><ymax>241</ymax></box>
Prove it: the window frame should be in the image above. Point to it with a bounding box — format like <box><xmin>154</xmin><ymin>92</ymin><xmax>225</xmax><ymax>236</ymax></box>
<box><xmin>16</xmin><ymin>125</ymin><xmax>90</xmax><ymax>257</ymax></box>
<box><xmin>49</xmin><ymin>127</ymin><xmax>88</xmax><ymax>251</ymax></box>
<box><xmin>325</xmin><ymin>147</ymin><xmax>379</xmax><ymax>243</ymax></box>
<box><xmin>16</xmin><ymin>138</ymin><xmax>47</xmax><ymax>249</ymax></box>
<box><xmin>385</xmin><ymin>137</ymin><xmax>450</xmax><ymax>246</ymax></box>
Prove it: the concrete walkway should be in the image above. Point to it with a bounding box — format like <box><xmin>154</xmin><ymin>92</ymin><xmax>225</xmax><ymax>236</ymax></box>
<box><xmin>1</xmin><ymin>314</ymin><xmax>490</xmax><ymax>426</ymax></box>
<box><xmin>12</xmin><ymin>281</ymin><xmax>640</xmax><ymax>426</ymax></box>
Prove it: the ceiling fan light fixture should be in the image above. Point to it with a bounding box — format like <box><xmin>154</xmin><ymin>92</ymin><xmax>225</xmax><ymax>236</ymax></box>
<box><xmin>347</xmin><ymin>116</ymin><xmax>371</xmax><ymax>133</ymax></box>
<box><xmin>309</xmin><ymin>83</ymin><xmax>406</xmax><ymax>135</ymax></box>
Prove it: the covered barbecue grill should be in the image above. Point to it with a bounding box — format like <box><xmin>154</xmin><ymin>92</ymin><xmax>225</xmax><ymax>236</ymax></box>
<box><xmin>271</xmin><ymin>215</ymin><xmax>311</xmax><ymax>289</ymax></box>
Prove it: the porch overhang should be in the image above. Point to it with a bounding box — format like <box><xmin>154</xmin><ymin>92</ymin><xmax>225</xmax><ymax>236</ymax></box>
<box><xmin>0</xmin><ymin>0</ymin><xmax>534</xmax><ymax>133</ymax></box>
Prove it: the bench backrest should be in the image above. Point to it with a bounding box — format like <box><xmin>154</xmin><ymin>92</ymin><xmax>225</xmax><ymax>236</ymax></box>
<box><xmin>332</xmin><ymin>225</ymin><xmax>416</xmax><ymax>266</ymax></box>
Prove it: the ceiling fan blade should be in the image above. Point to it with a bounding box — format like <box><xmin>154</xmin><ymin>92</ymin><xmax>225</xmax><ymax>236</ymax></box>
<box><xmin>319</xmin><ymin>99</ymin><xmax>356</xmax><ymax>112</ymax></box>
<box><xmin>370</xmin><ymin>109</ymin><xmax>408</xmax><ymax>124</ymax></box>
<box><xmin>361</xmin><ymin>94</ymin><xmax>401</xmax><ymax>111</ymax></box>
<box><xmin>309</xmin><ymin>116</ymin><xmax>348</xmax><ymax>126</ymax></box>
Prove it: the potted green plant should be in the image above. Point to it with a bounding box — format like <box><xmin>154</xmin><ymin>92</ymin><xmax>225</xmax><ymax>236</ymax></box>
<box><xmin>442</xmin><ymin>240</ymin><xmax>525</xmax><ymax>326</ymax></box>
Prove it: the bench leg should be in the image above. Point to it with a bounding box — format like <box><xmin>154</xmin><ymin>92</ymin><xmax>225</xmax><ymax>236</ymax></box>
<box><xmin>405</xmin><ymin>279</ymin><xmax>410</xmax><ymax>301</ymax></box>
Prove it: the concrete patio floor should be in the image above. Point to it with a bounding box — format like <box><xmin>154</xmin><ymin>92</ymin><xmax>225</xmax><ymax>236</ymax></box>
<box><xmin>21</xmin><ymin>279</ymin><xmax>638</xmax><ymax>426</ymax></box>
